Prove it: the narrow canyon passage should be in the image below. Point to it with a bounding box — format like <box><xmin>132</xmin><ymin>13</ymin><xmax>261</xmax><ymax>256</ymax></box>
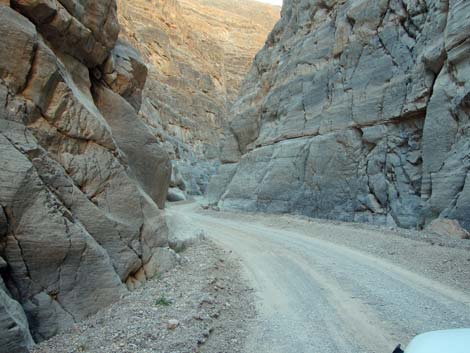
<box><xmin>2</xmin><ymin>0</ymin><xmax>470</xmax><ymax>351</ymax></box>
<box><xmin>174</xmin><ymin>202</ymin><xmax>470</xmax><ymax>353</ymax></box>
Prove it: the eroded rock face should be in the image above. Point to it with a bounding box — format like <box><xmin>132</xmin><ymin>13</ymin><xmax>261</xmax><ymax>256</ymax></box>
<box><xmin>12</xmin><ymin>0</ymin><xmax>120</xmax><ymax>67</ymax></box>
<box><xmin>0</xmin><ymin>1</ymin><xmax>171</xmax><ymax>350</ymax></box>
<box><xmin>210</xmin><ymin>0</ymin><xmax>470</xmax><ymax>230</ymax></box>
<box><xmin>117</xmin><ymin>0</ymin><xmax>280</xmax><ymax>196</ymax></box>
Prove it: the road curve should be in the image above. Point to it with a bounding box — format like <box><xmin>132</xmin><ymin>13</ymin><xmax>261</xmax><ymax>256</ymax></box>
<box><xmin>174</xmin><ymin>203</ymin><xmax>470</xmax><ymax>353</ymax></box>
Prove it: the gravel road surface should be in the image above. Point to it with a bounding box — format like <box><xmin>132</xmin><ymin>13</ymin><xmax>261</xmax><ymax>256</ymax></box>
<box><xmin>179</xmin><ymin>202</ymin><xmax>470</xmax><ymax>353</ymax></box>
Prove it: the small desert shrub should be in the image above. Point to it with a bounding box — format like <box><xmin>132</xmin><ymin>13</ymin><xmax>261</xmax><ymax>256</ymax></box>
<box><xmin>155</xmin><ymin>295</ymin><xmax>172</xmax><ymax>306</ymax></box>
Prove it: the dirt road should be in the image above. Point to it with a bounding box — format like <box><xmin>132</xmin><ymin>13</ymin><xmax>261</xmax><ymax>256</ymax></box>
<box><xmin>176</xmin><ymin>202</ymin><xmax>470</xmax><ymax>353</ymax></box>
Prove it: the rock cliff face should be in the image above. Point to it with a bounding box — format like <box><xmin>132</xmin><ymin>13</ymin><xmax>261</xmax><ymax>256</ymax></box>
<box><xmin>0</xmin><ymin>1</ymin><xmax>174</xmax><ymax>351</ymax></box>
<box><xmin>117</xmin><ymin>0</ymin><xmax>280</xmax><ymax>195</ymax></box>
<box><xmin>210</xmin><ymin>0</ymin><xmax>470</xmax><ymax>230</ymax></box>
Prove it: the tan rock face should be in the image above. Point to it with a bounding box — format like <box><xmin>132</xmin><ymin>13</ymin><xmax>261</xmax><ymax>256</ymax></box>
<box><xmin>0</xmin><ymin>1</ymin><xmax>171</xmax><ymax>350</ymax></box>
<box><xmin>426</xmin><ymin>219</ymin><xmax>470</xmax><ymax>240</ymax></box>
<box><xmin>12</xmin><ymin>0</ymin><xmax>120</xmax><ymax>67</ymax></box>
<box><xmin>116</xmin><ymin>0</ymin><xmax>280</xmax><ymax>195</ymax></box>
<box><xmin>210</xmin><ymin>0</ymin><xmax>470</xmax><ymax>231</ymax></box>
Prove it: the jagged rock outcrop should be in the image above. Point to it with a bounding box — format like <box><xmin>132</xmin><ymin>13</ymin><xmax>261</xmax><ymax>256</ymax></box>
<box><xmin>0</xmin><ymin>1</ymin><xmax>172</xmax><ymax>351</ymax></box>
<box><xmin>210</xmin><ymin>0</ymin><xmax>470</xmax><ymax>230</ymax></box>
<box><xmin>117</xmin><ymin>0</ymin><xmax>280</xmax><ymax>196</ymax></box>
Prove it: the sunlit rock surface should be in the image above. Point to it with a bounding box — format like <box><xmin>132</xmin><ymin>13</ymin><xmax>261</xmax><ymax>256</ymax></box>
<box><xmin>117</xmin><ymin>0</ymin><xmax>280</xmax><ymax>195</ymax></box>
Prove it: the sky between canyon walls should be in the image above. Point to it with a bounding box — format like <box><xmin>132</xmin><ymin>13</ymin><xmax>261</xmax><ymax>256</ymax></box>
<box><xmin>255</xmin><ymin>0</ymin><xmax>283</xmax><ymax>6</ymax></box>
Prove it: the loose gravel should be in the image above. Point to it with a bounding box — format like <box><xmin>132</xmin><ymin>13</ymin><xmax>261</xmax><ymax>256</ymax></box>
<box><xmin>32</xmin><ymin>241</ymin><xmax>256</xmax><ymax>353</ymax></box>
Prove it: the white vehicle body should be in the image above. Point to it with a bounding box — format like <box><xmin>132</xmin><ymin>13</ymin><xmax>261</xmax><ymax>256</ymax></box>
<box><xmin>404</xmin><ymin>329</ymin><xmax>470</xmax><ymax>353</ymax></box>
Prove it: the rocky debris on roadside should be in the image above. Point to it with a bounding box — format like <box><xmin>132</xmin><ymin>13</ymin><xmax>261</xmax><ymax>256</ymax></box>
<box><xmin>166</xmin><ymin>206</ymin><xmax>207</xmax><ymax>253</ymax></box>
<box><xmin>31</xmin><ymin>241</ymin><xmax>256</xmax><ymax>353</ymax></box>
<box><xmin>167</xmin><ymin>319</ymin><xmax>180</xmax><ymax>330</ymax></box>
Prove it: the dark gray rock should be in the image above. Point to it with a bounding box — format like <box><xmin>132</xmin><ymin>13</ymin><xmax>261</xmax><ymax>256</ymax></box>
<box><xmin>0</xmin><ymin>280</ymin><xmax>35</xmax><ymax>353</ymax></box>
<box><xmin>0</xmin><ymin>207</ymin><xmax>7</xmax><ymax>238</ymax></box>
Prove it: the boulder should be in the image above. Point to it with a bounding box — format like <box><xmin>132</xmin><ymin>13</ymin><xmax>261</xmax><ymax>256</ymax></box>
<box><xmin>144</xmin><ymin>247</ymin><xmax>180</xmax><ymax>277</ymax></box>
<box><xmin>426</xmin><ymin>219</ymin><xmax>470</xmax><ymax>240</ymax></box>
<box><xmin>102</xmin><ymin>40</ymin><xmax>148</xmax><ymax>111</ymax></box>
<box><xmin>126</xmin><ymin>247</ymin><xmax>180</xmax><ymax>290</ymax></box>
<box><xmin>167</xmin><ymin>187</ymin><xmax>187</xmax><ymax>203</ymax></box>
<box><xmin>167</xmin><ymin>319</ymin><xmax>179</xmax><ymax>330</ymax></box>
<box><xmin>166</xmin><ymin>209</ymin><xmax>205</xmax><ymax>252</ymax></box>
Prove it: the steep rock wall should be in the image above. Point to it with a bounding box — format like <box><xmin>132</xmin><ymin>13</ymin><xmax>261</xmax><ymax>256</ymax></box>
<box><xmin>210</xmin><ymin>0</ymin><xmax>470</xmax><ymax>230</ymax></box>
<box><xmin>117</xmin><ymin>0</ymin><xmax>280</xmax><ymax>195</ymax></box>
<box><xmin>0</xmin><ymin>1</ymin><xmax>172</xmax><ymax>351</ymax></box>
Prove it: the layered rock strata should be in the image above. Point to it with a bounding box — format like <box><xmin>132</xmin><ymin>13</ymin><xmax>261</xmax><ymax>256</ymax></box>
<box><xmin>0</xmin><ymin>1</ymin><xmax>172</xmax><ymax>351</ymax></box>
<box><xmin>117</xmin><ymin>0</ymin><xmax>280</xmax><ymax>196</ymax></box>
<box><xmin>210</xmin><ymin>0</ymin><xmax>470</xmax><ymax>230</ymax></box>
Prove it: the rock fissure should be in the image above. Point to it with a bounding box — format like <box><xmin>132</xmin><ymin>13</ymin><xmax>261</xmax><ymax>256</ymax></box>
<box><xmin>19</xmin><ymin>42</ymin><xmax>39</xmax><ymax>96</ymax></box>
<box><xmin>8</xmin><ymin>230</ymin><xmax>34</xmax><ymax>293</ymax></box>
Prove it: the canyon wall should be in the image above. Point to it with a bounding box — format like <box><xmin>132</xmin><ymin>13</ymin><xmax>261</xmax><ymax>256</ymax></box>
<box><xmin>117</xmin><ymin>0</ymin><xmax>280</xmax><ymax>196</ymax></box>
<box><xmin>209</xmin><ymin>0</ymin><xmax>470</xmax><ymax>230</ymax></box>
<box><xmin>0</xmin><ymin>1</ymin><xmax>175</xmax><ymax>351</ymax></box>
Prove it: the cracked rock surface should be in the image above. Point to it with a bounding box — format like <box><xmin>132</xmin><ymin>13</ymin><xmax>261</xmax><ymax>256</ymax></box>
<box><xmin>210</xmin><ymin>0</ymin><xmax>470</xmax><ymax>231</ymax></box>
<box><xmin>0</xmin><ymin>1</ymin><xmax>172</xmax><ymax>351</ymax></box>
